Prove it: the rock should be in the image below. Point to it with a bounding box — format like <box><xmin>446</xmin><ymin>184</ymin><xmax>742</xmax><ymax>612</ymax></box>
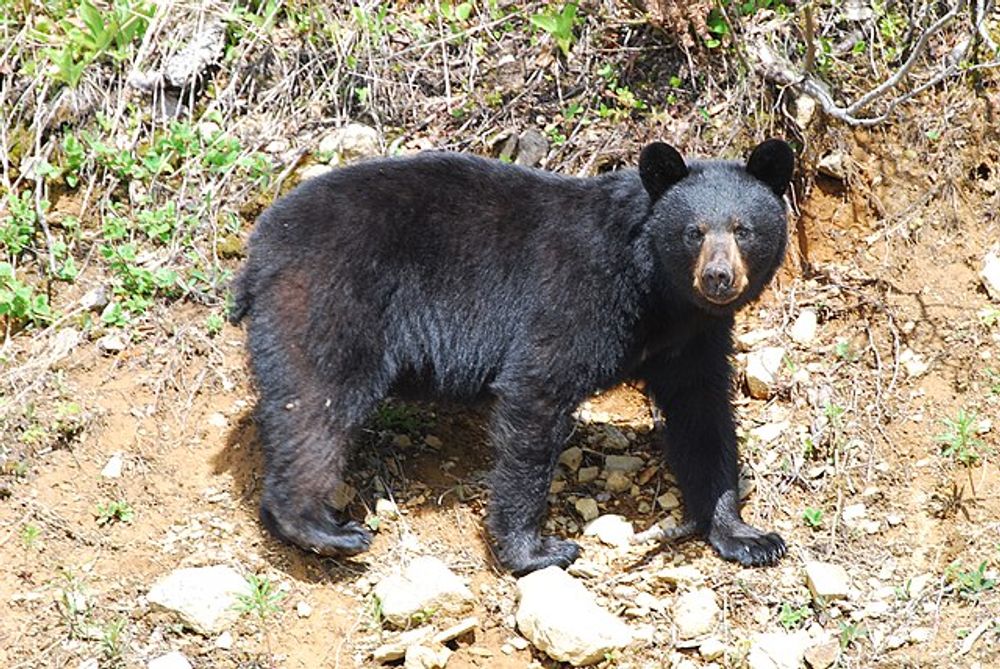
<box><xmin>515</xmin><ymin>566</ymin><xmax>633</xmax><ymax>666</ymax></box>
<box><xmin>297</xmin><ymin>163</ymin><xmax>333</xmax><ymax>181</ymax></box>
<box><xmin>373</xmin><ymin>626</ymin><xmax>435</xmax><ymax>662</ymax></box>
<box><xmin>599</xmin><ymin>425</ymin><xmax>631</xmax><ymax>450</ymax></box>
<box><xmin>331</xmin><ymin>482</ymin><xmax>357</xmax><ymax>510</ymax></box>
<box><xmin>318</xmin><ymin>123</ymin><xmax>381</xmax><ymax>162</ymax></box>
<box><xmin>577</xmin><ymin>466</ymin><xmax>600</xmax><ymax>484</ymax></box>
<box><xmin>656</xmin><ymin>491</ymin><xmax>680</xmax><ymax>511</ymax></box>
<box><xmin>604</xmin><ymin>470</ymin><xmax>632</xmax><ymax>493</ymax></box>
<box><xmin>748</xmin><ymin>631</ymin><xmax>811</xmax><ymax>669</ymax></box>
<box><xmin>745</xmin><ymin>347</ymin><xmax>786</xmax><ymax>399</ymax></box>
<box><xmin>404</xmin><ymin>643</ymin><xmax>452</xmax><ymax>669</ymax></box>
<box><xmin>375</xmin><ymin>498</ymin><xmax>401</xmax><ymax>519</ymax></box>
<box><xmin>214</xmin><ymin>631</ymin><xmax>233</xmax><ymax>650</ymax></box>
<box><xmin>899</xmin><ymin>348</ymin><xmax>929</xmax><ymax>377</ymax></box>
<box><xmin>699</xmin><ymin>636</ymin><xmax>726</xmax><ymax>660</ymax></box>
<box><xmin>163</xmin><ymin>21</ymin><xmax>225</xmax><ymax>88</ymax></box>
<box><xmin>78</xmin><ymin>660</ymin><xmax>99</xmax><ymax>669</ymax></box>
<box><xmin>817</xmin><ymin>152</ymin><xmax>846</xmax><ymax>180</ymax></box>
<box><xmin>604</xmin><ymin>455</ymin><xmax>645</xmax><ymax>472</ymax></box>
<box><xmin>793</xmin><ymin>94</ymin><xmax>817</xmax><ymax>130</ymax></box>
<box><xmin>909</xmin><ymin>627</ymin><xmax>932</xmax><ymax>643</ymax></box>
<box><xmin>423</xmin><ymin>435</ymin><xmax>443</xmax><ymax>449</ymax></box>
<box><xmin>97</xmin><ymin>333</ymin><xmax>127</xmax><ymax>354</ymax></box>
<box><xmin>147</xmin><ymin>651</ymin><xmax>193</xmax><ymax>669</ymax></box>
<box><xmin>790</xmin><ymin>309</ymin><xmax>818</xmax><ymax>344</ymax></box>
<box><xmin>654</xmin><ymin>565</ymin><xmax>704</xmax><ymax>587</ymax></box>
<box><xmin>672</xmin><ymin>588</ymin><xmax>720</xmax><ymax>640</ymax></box>
<box><xmin>101</xmin><ymin>453</ymin><xmax>124</xmax><ymax>479</ymax></box>
<box><xmin>514</xmin><ymin>128</ymin><xmax>548</xmax><ymax>167</ymax></box>
<box><xmin>433</xmin><ymin>616</ymin><xmax>478</xmax><ymax>644</ymax></box>
<box><xmin>736</xmin><ymin>328</ymin><xmax>777</xmax><ymax>350</ymax></box>
<box><xmin>147</xmin><ymin>565</ymin><xmax>252</xmax><ymax>635</ymax></box>
<box><xmin>373</xmin><ymin>556</ymin><xmax>475</xmax><ymax>627</ymax></box>
<box><xmin>750</xmin><ymin>421</ymin><xmax>789</xmax><ymax>445</ymax></box>
<box><xmin>574</xmin><ymin>497</ymin><xmax>600</xmax><ymax>522</ymax></box>
<box><xmin>583</xmin><ymin>514</ymin><xmax>634</xmax><ymax>547</ymax></box>
<box><xmin>559</xmin><ymin>446</ymin><xmax>583</xmax><ymax>471</ymax></box>
<box><xmin>841</xmin><ymin>503</ymin><xmax>867</xmax><ymax>525</ymax></box>
<box><xmin>804</xmin><ymin>561</ymin><xmax>850</xmax><ymax>601</ymax></box>
<box><xmin>296</xmin><ymin>601</ymin><xmax>312</xmax><ymax>618</ymax></box>
<box><xmin>982</xmin><ymin>246</ymin><xmax>1000</xmax><ymax>300</ymax></box>
<box><xmin>804</xmin><ymin>640</ymin><xmax>839</xmax><ymax>669</ymax></box>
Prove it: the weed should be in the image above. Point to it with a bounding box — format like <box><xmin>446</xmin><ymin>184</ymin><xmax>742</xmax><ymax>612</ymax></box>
<box><xmin>20</xmin><ymin>523</ymin><xmax>41</xmax><ymax>549</ymax></box>
<box><xmin>371</xmin><ymin>402</ymin><xmax>429</xmax><ymax>436</ymax></box>
<box><xmin>1</xmin><ymin>190</ymin><xmax>43</xmax><ymax>258</ymax></box>
<box><xmin>530</xmin><ymin>3</ymin><xmax>580</xmax><ymax>57</ymax></box>
<box><xmin>235</xmin><ymin>574</ymin><xmax>285</xmax><ymax>621</ymax></box>
<box><xmin>205</xmin><ymin>313</ymin><xmax>225</xmax><ymax>336</ymax></box>
<box><xmin>100</xmin><ymin>617</ymin><xmax>127</xmax><ymax>660</ymax></box>
<box><xmin>95</xmin><ymin>500</ymin><xmax>134</xmax><ymax>527</ymax></box>
<box><xmin>778</xmin><ymin>602</ymin><xmax>812</xmax><ymax>629</ymax></box>
<box><xmin>936</xmin><ymin>409</ymin><xmax>984</xmax><ymax>465</ymax></box>
<box><xmin>0</xmin><ymin>262</ymin><xmax>55</xmax><ymax>328</ymax></box>
<box><xmin>946</xmin><ymin>561</ymin><xmax>997</xmax><ymax>600</ymax></box>
<box><xmin>802</xmin><ymin>507</ymin><xmax>823</xmax><ymax>529</ymax></box>
<box><xmin>838</xmin><ymin>621</ymin><xmax>868</xmax><ymax>649</ymax></box>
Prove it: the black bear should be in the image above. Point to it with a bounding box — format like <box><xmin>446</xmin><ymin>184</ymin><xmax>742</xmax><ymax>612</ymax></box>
<box><xmin>230</xmin><ymin>138</ymin><xmax>794</xmax><ymax>575</ymax></box>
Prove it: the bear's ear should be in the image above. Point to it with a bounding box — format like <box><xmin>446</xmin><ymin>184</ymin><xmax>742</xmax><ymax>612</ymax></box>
<box><xmin>746</xmin><ymin>138</ymin><xmax>795</xmax><ymax>196</ymax></box>
<box><xmin>639</xmin><ymin>142</ymin><xmax>689</xmax><ymax>201</ymax></box>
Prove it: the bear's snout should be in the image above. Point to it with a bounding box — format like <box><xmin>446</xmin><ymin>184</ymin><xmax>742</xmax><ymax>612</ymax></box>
<box><xmin>693</xmin><ymin>232</ymin><xmax>749</xmax><ymax>305</ymax></box>
<box><xmin>702</xmin><ymin>264</ymin><xmax>735</xmax><ymax>298</ymax></box>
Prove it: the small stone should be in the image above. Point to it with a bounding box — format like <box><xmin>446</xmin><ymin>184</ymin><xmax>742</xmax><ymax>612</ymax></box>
<box><xmin>207</xmin><ymin>412</ymin><xmax>228</xmax><ymax>428</ymax></box>
<box><xmin>599</xmin><ymin>425</ymin><xmax>631</xmax><ymax>450</ymax></box>
<box><xmin>745</xmin><ymin>347</ymin><xmax>786</xmax><ymax>399</ymax></box>
<box><xmin>793</xmin><ymin>94</ymin><xmax>817</xmax><ymax>130</ymax></box>
<box><xmin>842</xmin><ymin>503</ymin><xmax>867</xmax><ymax>525</ymax></box>
<box><xmin>375</xmin><ymin>498</ymin><xmax>401</xmax><ymax>519</ymax></box>
<box><xmin>515</xmin><ymin>566</ymin><xmax>634</xmax><ymax>666</ymax></box>
<box><xmin>748</xmin><ymin>631</ymin><xmax>811</xmax><ymax>669</ymax></box>
<box><xmin>318</xmin><ymin>122</ymin><xmax>381</xmax><ymax>162</ymax></box>
<box><xmin>97</xmin><ymin>333</ymin><xmax>127</xmax><ymax>354</ymax></box>
<box><xmin>373</xmin><ymin>626</ymin><xmax>435</xmax><ymax>662</ymax></box>
<box><xmin>80</xmin><ymin>286</ymin><xmax>109</xmax><ymax>312</ymax></box>
<box><xmin>790</xmin><ymin>309</ymin><xmax>818</xmax><ymax>344</ymax></box>
<box><xmin>147</xmin><ymin>565</ymin><xmax>252</xmax><ymax>635</ymax></box>
<box><xmin>514</xmin><ymin>128</ymin><xmax>548</xmax><ymax>167</ymax></box>
<box><xmin>297</xmin><ymin>163</ymin><xmax>333</xmax><ymax>181</ymax></box>
<box><xmin>296</xmin><ymin>601</ymin><xmax>312</xmax><ymax>618</ymax></box>
<box><xmin>604</xmin><ymin>455</ymin><xmax>645</xmax><ymax>472</ymax></box>
<box><xmin>673</xmin><ymin>588</ymin><xmax>720</xmax><ymax>640</ymax></box>
<box><xmin>78</xmin><ymin>660</ymin><xmax>99</xmax><ymax>669</ymax></box>
<box><xmin>574</xmin><ymin>498</ymin><xmax>600</xmax><ymax>522</ymax></box>
<box><xmin>654</xmin><ymin>565</ymin><xmax>704</xmax><ymax>587</ymax></box>
<box><xmin>373</xmin><ymin>556</ymin><xmax>475</xmax><ymax>627</ymax></box>
<box><xmin>899</xmin><ymin>348</ymin><xmax>929</xmax><ymax>378</ymax></box>
<box><xmin>393</xmin><ymin>434</ymin><xmax>413</xmax><ymax>448</ymax></box>
<box><xmin>909</xmin><ymin>627</ymin><xmax>932</xmax><ymax>644</ymax></box>
<box><xmin>604</xmin><ymin>470</ymin><xmax>632</xmax><ymax>493</ymax></box>
<box><xmin>750</xmin><ymin>421</ymin><xmax>789</xmax><ymax>445</ymax></box>
<box><xmin>736</xmin><ymin>328</ymin><xmax>778</xmax><ymax>350</ymax></box>
<box><xmin>331</xmin><ymin>483</ymin><xmax>357</xmax><ymax>510</ymax></box>
<box><xmin>699</xmin><ymin>637</ymin><xmax>726</xmax><ymax>660</ymax></box>
<box><xmin>147</xmin><ymin>651</ymin><xmax>192</xmax><ymax>669</ymax></box>
<box><xmin>577</xmin><ymin>466</ymin><xmax>600</xmax><ymax>484</ymax></box>
<box><xmin>656</xmin><ymin>491</ymin><xmax>680</xmax><ymax>511</ymax></box>
<box><xmin>559</xmin><ymin>446</ymin><xmax>583</xmax><ymax>471</ymax></box>
<box><xmin>981</xmin><ymin>246</ymin><xmax>1000</xmax><ymax>300</ymax></box>
<box><xmin>508</xmin><ymin>635</ymin><xmax>530</xmax><ymax>650</ymax></box>
<box><xmin>433</xmin><ymin>616</ymin><xmax>478</xmax><ymax>644</ymax></box>
<box><xmin>818</xmin><ymin>152</ymin><xmax>846</xmax><ymax>180</ymax></box>
<box><xmin>101</xmin><ymin>453</ymin><xmax>124</xmax><ymax>479</ymax></box>
<box><xmin>549</xmin><ymin>480</ymin><xmax>567</xmax><ymax>494</ymax></box>
<box><xmin>214</xmin><ymin>631</ymin><xmax>233</xmax><ymax>650</ymax></box>
<box><xmin>804</xmin><ymin>561</ymin><xmax>850</xmax><ymax>601</ymax></box>
<box><xmin>583</xmin><ymin>514</ymin><xmax>634</xmax><ymax>547</ymax></box>
<box><xmin>885</xmin><ymin>634</ymin><xmax>906</xmax><ymax>650</ymax></box>
<box><xmin>424</xmin><ymin>435</ymin><xmax>443</xmax><ymax>449</ymax></box>
<box><xmin>404</xmin><ymin>643</ymin><xmax>451</xmax><ymax>669</ymax></box>
<box><xmin>566</xmin><ymin>561</ymin><xmax>606</xmax><ymax>579</ymax></box>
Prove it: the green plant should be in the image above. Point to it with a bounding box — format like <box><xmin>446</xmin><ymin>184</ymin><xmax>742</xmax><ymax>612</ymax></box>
<box><xmin>530</xmin><ymin>3</ymin><xmax>579</xmax><ymax>57</ymax></box>
<box><xmin>95</xmin><ymin>500</ymin><xmax>134</xmax><ymax>526</ymax></box>
<box><xmin>704</xmin><ymin>8</ymin><xmax>729</xmax><ymax>48</ymax></box>
<box><xmin>235</xmin><ymin>574</ymin><xmax>285</xmax><ymax>620</ymax></box>
<box><xmin>936</xmin><ymin>409</ymin><xmax>984</xmax><ymax>465</ymax></box>
<box><xmin>371</xmin><ymin>402</ymin><xmax>429</xmax><ymax>435</ymax></box>
<box><xmin>778</xmin><ymin>602</ymin><xmax>812</xmax><ymax>629</ymax></box>
<box><xmin>205</xmin><ymin>313</ymin><xmax>225</xmax><ymax>336</ymax></box>
<box><xmin>1</xmin><ymin>190</ymin><xmax>43</xmax><ymax>258</ymax></box>
<box><xmin>838</xmin><ymin>621</ymin><xmax>868</xmax><ymax>649</ymax></box>
<box><xmin>20</xmin><ymin>523</ymin><xmax>41</xmax><ymax>549</ymax></box>
<box><xmin>802</xmin><ymin>507</ymin><xmax>823</xmax><ymax>528</ymax></box>
<box><xmin>100</xmin><ymin>617</ymin><xmax>127</xmax><ymax>660</ymax></box>
<box><xmin>0</xmin><ymin>262</ymin><xmax>55</xmax><ymax>328</ymax></box>
<box><xmin>946</xmin><ymin>561</ymin><xmax>997</xmax><ymax>600</ymax></box>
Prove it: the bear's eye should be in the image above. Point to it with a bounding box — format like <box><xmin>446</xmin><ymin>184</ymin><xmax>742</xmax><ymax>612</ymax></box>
<box><xmin>684</xmin><ymin>227</ymin><xmax>704</xmax><ymax>243</ymax></box>
<box><xmin>733</xmin><ymin>225</ymin><xmax>751</xmax><ymax>241</ymax></box>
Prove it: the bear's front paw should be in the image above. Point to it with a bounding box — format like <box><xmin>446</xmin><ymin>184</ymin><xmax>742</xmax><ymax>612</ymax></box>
<box><xmin>260</xmin><ymin>501</ymin><xmax>373</xmax><ymax>557</ymax></box>
<box><xmin>708</xmin><ymin>521</ymin><xmax>786</xmax><ymax>567</ymax></box>
<box><xmin>497</xmin><ymin>534</ymin><xmax>582</xmax><ymax>576</ymax></box>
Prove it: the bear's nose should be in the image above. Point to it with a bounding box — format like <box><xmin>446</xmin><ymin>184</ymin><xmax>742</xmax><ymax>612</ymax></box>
<box><xmin>703</xmin><ymin>265</ymin><xmax>733</xmax><ymax>294</ymax></box>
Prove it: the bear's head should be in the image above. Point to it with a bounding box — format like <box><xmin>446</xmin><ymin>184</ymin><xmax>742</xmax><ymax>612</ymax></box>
<box><xmin>639</xmin><ymin>139</ymin><xmax>794</xmax><ymax>315</ymax></box>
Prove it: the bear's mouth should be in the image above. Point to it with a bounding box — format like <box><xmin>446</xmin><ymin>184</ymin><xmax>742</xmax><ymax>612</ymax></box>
<box><xmin>701</xmin><ymin>289</ymin><xmax>742</xmax><ymax>306</ymax></box>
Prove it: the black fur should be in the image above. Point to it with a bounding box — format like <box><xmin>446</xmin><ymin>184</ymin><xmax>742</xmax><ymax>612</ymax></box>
<box><xmin>231</xmin><ymin>139</ymin><xmax>794</xmax><ymax>574</ymax></box>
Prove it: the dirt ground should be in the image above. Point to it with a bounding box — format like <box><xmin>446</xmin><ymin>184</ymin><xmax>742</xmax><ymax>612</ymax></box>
<box><xmin>2</xmin><ymin>2</ymin><xmax>999</xmax><ymax>668</ymax></box>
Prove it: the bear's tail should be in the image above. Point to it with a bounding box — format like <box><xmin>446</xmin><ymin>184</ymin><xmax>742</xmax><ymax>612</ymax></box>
<box><xmin>228</xmin><ymin>269</ymin><xmax>252</xmax><ymax>324</ymax></box>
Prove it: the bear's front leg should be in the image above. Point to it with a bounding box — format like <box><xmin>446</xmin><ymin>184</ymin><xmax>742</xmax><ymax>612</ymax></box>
<box><xmin>643</xmin><ymin>324</ymin><xmax>786</xmax><ymax>566</ymax></box>
<box><xmin>486</xmin><ymin>396</ymin><xmax>581</xmax><ymax>575</ymax></box>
